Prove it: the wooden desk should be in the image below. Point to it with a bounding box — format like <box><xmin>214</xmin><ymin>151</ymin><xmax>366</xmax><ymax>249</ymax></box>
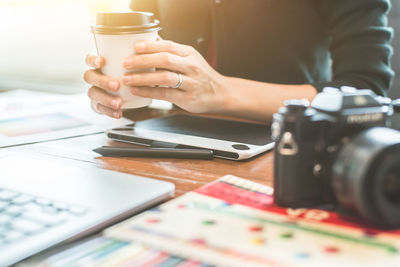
<box><xmin>8</xmin><ymin>106</ymin><xmax>273</xmax><ymax>265</ymax></box>
<box><xmin>9</xmin><ymin>107</ymin><xmax>274</xmax><ymax>198</ymax></box>
<box><xmin>9</xmin><ymin>109</ymin><xmax>400</xmax><ymax>266</ymax></box>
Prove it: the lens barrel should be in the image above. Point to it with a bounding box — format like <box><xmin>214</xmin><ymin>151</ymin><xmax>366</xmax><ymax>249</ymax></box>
<box><xmin>332</xmin><ymin>127</ymin><xmax>400</xmax><ymax>228</ymax></box>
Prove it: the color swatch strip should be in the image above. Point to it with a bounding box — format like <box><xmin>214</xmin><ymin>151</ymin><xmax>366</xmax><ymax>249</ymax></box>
<box><xmin>43</xmin><ymin>236</ymin><xmax>211</xmax><ymax>267</ymax></box>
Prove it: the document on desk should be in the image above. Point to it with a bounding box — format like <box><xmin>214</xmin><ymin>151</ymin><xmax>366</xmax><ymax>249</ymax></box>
<box><xmin>0</xmin><ymin>90</ymin><xmax>131</xmax><ymax>147</ymax></box>
<box><xmin>39</xmin><ymin>175</ymin><xmax>400</xmax><ymax>267</ymax></box>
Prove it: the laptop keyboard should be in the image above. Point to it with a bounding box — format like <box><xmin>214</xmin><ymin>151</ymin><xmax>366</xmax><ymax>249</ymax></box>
<box><xmin>0</xmin><ymin>188</ymin><xmax>87</xmax><ymax>247</ymax></box>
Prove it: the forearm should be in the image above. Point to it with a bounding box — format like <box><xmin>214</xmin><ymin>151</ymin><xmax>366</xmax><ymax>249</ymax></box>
<box><xmin>216</xmin><ymin>76</ymin><xmax>317</xmax><ymax>122</ymax></box>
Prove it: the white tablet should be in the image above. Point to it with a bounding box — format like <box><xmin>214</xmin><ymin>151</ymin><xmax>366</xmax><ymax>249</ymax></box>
<box><xmin>106</xmin><ymin>114</ymin><xmax>274</xmax><ymax>160</ymax></box>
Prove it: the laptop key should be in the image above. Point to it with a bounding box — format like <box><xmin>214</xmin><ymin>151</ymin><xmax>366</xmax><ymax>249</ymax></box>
<box><xmin>0</xmin><ymin>190</ymin><xmax>19</xmax><ymax>201</ymax></box>
<box><xmin>43</xmin><ymin>206</ymin><xmax>61</xmax><ymax>214</ymax></box>
<box><xmin>0</xmin><ymin>201</ymin><xmax>9</xmax><ymax>211</ymax></box>
<box><xmin>23</xmin><ymin>202</ymin><xmax>43</xmax><ymax>211</ymax></box>
<box><xmin>68</xmin><ymin>206</ymin><xmax>87</xmax><ymax>216</ymax></box>
<box><xmin>12</xmin><ymin>195</ymin><xmax>34</xmax><ymax>205</ymax></box>
<box><xmin>0</xmin><ymin>225</ymin><xmax>9</xmax><ymax>234</ymax></box>
<box><xmin>4</xmin><ymin>205</ymin><xmax>25</xmax><ymax>217</ymax></box>
<box><xmin>0</xmin><ymin>214</ymin><xmax>13</xmax><ymax>225</ymax></box>
<box><xmin>53</xmin><ymin>202</ymin><xmax>68</xmax><ymax>211</ymax></box>
<box><xmin>3</xmin><ymin>230</ymin><xmax>24</xmax><ymax>243</ymax></box>
<box><xmin>0</xmin><ymin>239</ymin><xmax>7</xmax><ymax>248</ymax></box>
<box><xmin>22</xmin><ymin>209</ymin><xmax>67</xmax><ymax>226</ymax></box>
<box><xmin>35</xmin><ymin>198</ymin><xmax>52</xmax><ymax>206</ymax></box>
<box><xmin>11</xmin><ymin>218</ymin><xmax>44</xmax><ymax>234</ymax></box>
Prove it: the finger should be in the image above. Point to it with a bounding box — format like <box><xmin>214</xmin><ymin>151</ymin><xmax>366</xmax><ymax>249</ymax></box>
<box><xmin>123</xmin><ymin>52</ymin><xmax>188</xmax><ymax>74</ymax></box>
<box><xmin>134</xmin><ymin>40</ymin><xmax>192</xmax><ymax>57</ymax></box>
<box><xmin>131</xmin><ymin>86</ymin><xmax>185</xmax><ymax>102</ymax></box>
<box><xmin>87</xmin><ymin>86</ymin><xmax>123</xmax><ymax>110</ymax></box>
<box><xmin>85</xmin><ymin>54</ymin><xmax>105</xmax><ymax>68</ymax></box>
<box><xmin>96</xmin><ymin>103</ymin><xmax>123</xmax><ymax>119</ymax></box>
<box><xmin>84</xmin><ymin>70</ymin><xmax>120</xmax><ymax>92</ymax></box>
<box><xmin>91</xmin><ymin>101</ymin><xmax>122</xmax><ymax>119</ymax></box>
<box><xmin>91</xmin><ymin>100</ymin><xmax>101</xmax><ymax>114</ymax></box>
<box><xmin>122</xmin><ymin>71</ymin><xmax>191</xmax><ymax>89</ymax></box>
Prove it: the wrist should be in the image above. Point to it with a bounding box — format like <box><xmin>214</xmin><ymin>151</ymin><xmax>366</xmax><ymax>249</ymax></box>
<box><xmin>205</xmin><ymin>73</ymin><xmax>231</xmax><ymax>114</ymax></box>
<box><xmin>213</xmin><ymin>75</ymin><xmax>253</xmax><ymax>117</ymax></box>
<box><xmin>212</xmin><ymin>75</ymin><xmax>236</xmax><ymax>114</ymax></box>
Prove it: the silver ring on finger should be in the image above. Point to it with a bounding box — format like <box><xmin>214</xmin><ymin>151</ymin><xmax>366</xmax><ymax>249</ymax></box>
<box><xmin>172</xmin><ymin>73</ymin><xmax>183</xmax><ymax>89</ymax></box>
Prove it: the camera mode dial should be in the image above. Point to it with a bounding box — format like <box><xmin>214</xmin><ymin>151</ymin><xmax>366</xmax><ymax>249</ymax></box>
<box><xmin>284</xmin><ymin>99</ymin><xmax>309</xmax><ymax>113</ymax></box>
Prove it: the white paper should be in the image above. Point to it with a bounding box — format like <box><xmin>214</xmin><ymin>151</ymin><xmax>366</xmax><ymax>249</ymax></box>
<box><xmin>0</xmin><ymin>90</ymin><xmax>132</xmax><ymax>147</ymax></box>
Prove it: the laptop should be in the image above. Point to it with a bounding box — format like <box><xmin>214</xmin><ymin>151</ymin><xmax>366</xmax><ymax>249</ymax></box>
<box><xmin>0</xmin><ymin>151</ymin><xmax>174</xmax><ymax>266</ymax></box>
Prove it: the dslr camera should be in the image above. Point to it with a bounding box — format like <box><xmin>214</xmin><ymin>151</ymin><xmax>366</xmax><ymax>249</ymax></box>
<box><xmin>272</xmin><ymin>86</ymin><xmax>400</xmax><ymax>228</ymax></box>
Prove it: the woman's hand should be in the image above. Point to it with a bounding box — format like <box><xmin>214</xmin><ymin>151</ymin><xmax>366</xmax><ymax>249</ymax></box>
<box><xmin>83</xmin><ymin>39</ymin><xmax>317</xmax><ymax>122</ymax></box>
<box><xmin>122</xmin><ymin>40</ymin><xmax>228</xmax><ymax>113</ymax></box>
<box><xmin>83</xmin><ymin>55</ymin><xmax>123</xmax><ymax>119</ymax></box>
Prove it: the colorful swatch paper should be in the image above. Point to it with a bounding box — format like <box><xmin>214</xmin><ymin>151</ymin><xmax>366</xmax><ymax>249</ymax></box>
<box><xmin>42</xmin><ymin>175</ymin><xmax>400</xmax><ymax>267</ymax></box>
<box><xmin>0</xmin><ymin>90</ymin><xmax>132</xmax><ymax>147</ymax></box>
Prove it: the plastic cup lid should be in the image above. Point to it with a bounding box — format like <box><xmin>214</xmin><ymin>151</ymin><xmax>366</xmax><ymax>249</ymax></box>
<box><xmin>91</xmin><ymin>11</ymin><xmax>161</xmax><ymax>35</ymax></box>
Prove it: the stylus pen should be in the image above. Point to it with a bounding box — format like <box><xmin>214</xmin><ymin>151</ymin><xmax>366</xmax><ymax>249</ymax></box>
<box><xmin>93</xmin><ymin>146</ymin><xmax>214</xmax><ymax>159</ymax></box>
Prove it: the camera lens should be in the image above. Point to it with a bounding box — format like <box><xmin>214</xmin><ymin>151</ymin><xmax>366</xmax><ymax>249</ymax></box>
<box><xmin>382</xmin><ymin>170</ymin><xmax>400</xmax><ymax>205</ymax></box>
<box><xmin>332</xmin><ymin>127</ymin><xmax>400</xmax><ymax>228</ymax></box>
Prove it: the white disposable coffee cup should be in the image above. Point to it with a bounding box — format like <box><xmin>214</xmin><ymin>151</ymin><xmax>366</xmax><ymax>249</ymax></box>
<box><xmin>91</xmin><ymin>12</ymin><xmax>161</xmax><ymax>109</ymax></box>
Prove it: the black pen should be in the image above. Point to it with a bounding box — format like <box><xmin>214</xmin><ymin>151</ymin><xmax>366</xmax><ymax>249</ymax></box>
<box><xmin>93</xmin><ymin>146</ymin><xmax>214</xmax><ymax>160</ymax></box>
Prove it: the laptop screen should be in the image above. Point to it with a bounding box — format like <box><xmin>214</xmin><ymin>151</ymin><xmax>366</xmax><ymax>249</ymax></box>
<box><xmin>0</xmin><ymin>0</ymin><xmax>130</xmax><ymax>93</ymax></box>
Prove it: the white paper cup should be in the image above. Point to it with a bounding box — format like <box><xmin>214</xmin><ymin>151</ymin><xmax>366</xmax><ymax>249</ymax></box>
<box><xmin>92</xmin><ymin>12</ymin><xmax>161</xmax><ymax>109</ymax></box>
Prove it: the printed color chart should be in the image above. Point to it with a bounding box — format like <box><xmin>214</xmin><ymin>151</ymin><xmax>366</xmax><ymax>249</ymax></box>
<box><xmin>0</xmin><ymin>113</ymin><xmax>89</xmax><ymax>137</ymax></box>
<box><xmin>43</xmin><ymin>175</ymin><xmax>400</xmax><ymax>267</ymax></box>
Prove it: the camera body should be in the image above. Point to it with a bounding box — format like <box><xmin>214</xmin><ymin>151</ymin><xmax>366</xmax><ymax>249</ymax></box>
<box><xmin>272</xmin><ymin>86</ymin><xmax>400</xmax><ymax>228</ymax></box>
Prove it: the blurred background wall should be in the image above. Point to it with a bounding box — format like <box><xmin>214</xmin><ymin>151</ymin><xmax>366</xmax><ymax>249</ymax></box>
<box><xmin>0</xmin><ymin>0</ymin><xmax>131</xmax><ymax>93</ymax></box>
<box><xmin>0</xmin><ymin>0</ymin><xmax>399</xmax><ymax>97</ymax></box>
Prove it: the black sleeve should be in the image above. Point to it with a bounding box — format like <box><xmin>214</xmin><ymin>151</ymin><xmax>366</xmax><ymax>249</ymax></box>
<box><xmin>313</xmin><ymin>0</ymin><xmax>394</xmax><ymax>96</ymax></box>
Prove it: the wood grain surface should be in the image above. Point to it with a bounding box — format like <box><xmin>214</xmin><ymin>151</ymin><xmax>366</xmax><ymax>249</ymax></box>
<box><xmin>8</xmin><ymin>106</ymin><xmax>274</xmax><ymax>197</ymax></box>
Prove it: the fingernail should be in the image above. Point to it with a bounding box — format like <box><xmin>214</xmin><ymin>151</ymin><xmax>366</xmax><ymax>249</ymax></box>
<box><xmin>113</xmin><ymin>111</ymin><xmax>121</xmax><ymax>118</ymax></box>
<box><xmin>123</xmin><ymin>58</ymin><xmax>134</xmax><ymax>68</ymax></box>
<box><xmin>111</xmin><ymin>99</ymin><xmax>121</xmax><ymax>108</ymax></box>
<box><xmin>94</xmin><ymin>57</ymin><xmax>102</xmax><ymax>68</ymax></box>
<box><xmin>109</xmin><ymin>81</ymin><xmax>119</xmax><ymax>91</ymax></box>
<box><xmin>135</xmin><ymin>42</ymin><xmax>146</xmax><ymax>51</ymax></box>
<box><xmin>122</xmin><ymin>75</ymin><xmax>131</xmax><ymax>84</ymax></box>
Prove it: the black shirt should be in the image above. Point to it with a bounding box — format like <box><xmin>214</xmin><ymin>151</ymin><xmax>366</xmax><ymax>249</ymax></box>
<box><xmin>131</xmin><ymin>0</ymin><xmax>394</xmax><ymax>96</ymax></box>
